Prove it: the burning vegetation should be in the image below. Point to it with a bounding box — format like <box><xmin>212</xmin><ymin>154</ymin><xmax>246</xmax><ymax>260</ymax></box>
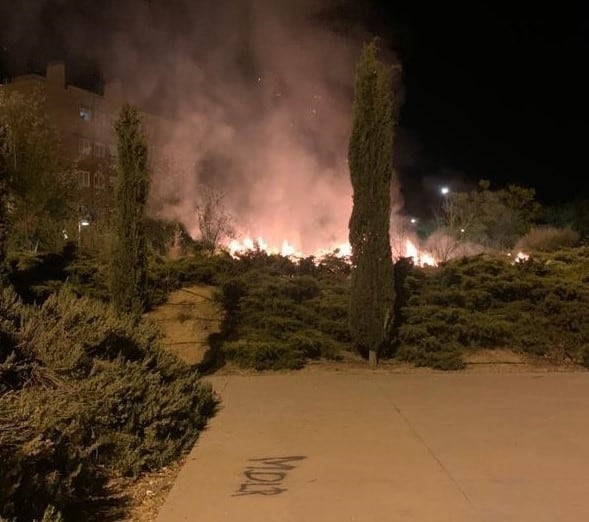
<box><xmin>2</xmin><ymin>3</ymin><xmax>589</xmax><ymax>520</ymax></box>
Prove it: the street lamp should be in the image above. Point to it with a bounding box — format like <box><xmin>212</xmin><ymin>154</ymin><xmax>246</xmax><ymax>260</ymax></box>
<box><xmin>410</xmin><ymin>217</ymin><xmax>417</xmax><ymax>224</ymax></box>
<box><xmin>438</xmin><ymin>187</ymin><xmax>452</xmax><ymax>228</ymax></box>
<box><xmin>78</xmin><ymin>218</ymin><xmax>90</xmax><ymax>246</ymax></box>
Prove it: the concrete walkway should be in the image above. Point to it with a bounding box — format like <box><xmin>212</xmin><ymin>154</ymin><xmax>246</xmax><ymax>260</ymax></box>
<box><xmin>157</xmin><ymin>370</ymin><xmax>589</xmax><ymax>521</ymax></box>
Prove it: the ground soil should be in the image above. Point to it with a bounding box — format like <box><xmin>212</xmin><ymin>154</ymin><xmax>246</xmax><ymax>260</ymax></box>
<box><xmin>148</xmin><ymin>285</ymin><xmax>222</xmax><ymax>365</ymax></box>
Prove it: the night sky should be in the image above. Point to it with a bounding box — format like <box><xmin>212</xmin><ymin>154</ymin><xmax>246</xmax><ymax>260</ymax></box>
<box><xmin>1</xmin><ymin>1</ymin><xmax>587</xmax><ymax>208</ymax></box>
<box><xmin>370</xmin><ymin>3</ymin><xmax>589</xmax><ymax>208</ymax></box>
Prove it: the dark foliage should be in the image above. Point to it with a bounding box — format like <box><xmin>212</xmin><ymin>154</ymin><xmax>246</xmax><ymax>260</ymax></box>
<box><xmin>348</xmin><ymin>41</ymin><xmax>395</xmax><ymax>358</ymax></box>
<box><xmin>0</xmin><ymin>122</ymin><xmax>7</xmax><ymax>275</ymax></box>
<box><xmin>110</xmin><ymin>105</ymin><xmax>149</xmax><ymax>315</ymax></box>
<box><xmin>214</xmin><ymin>252</ymin><xmax>350</xmax><ymax>370</ymax></box>
<box><xmin>395</xmin><ymin>248</ymin><xmax>589</xmax><ymax>369</ymax></box>
<box><xmin>7</xmin><ymin>245</ymin><xmax>76</xmax><ymax>303</ymax></box>
<box><xmin>0</xmin><ymin>287</ymin><xmax>216</xmax><ymax>521</ymax></box>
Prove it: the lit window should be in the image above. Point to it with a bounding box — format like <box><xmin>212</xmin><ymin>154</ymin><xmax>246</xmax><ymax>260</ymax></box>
<box><xmin>80</xmin><ymin>106</ymin><xmax>92</xmax><ymax>121</ymax></box>
<box><xmin>93</xmin><ymin>172</ymin><xmax>105</xmax><ymax>189</ymax></box>
<box><xmin>79</xmin><ymin>138</ymin><xmax>92</xmax><ymax>156</ymax></box>
<box><xmin>79</xmin><ymin>171</ymin><xmax>91</xmax><ymax>187</ymax></box>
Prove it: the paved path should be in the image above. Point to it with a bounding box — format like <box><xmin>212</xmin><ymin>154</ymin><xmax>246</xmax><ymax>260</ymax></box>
<box><xmin>157</xmin><ymin>370</ymin><xmax>589</xmax><ymax>521</ymax></box>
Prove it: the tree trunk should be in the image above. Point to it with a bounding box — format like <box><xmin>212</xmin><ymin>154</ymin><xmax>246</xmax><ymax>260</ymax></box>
<box><xmin>368</xmin><ymin>350</ymin><xmax>378</xmax><ymax>368</ymax></box>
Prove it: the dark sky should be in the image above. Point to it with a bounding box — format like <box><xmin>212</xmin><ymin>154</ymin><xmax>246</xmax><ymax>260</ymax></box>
<box><xmin>369</xmin><ymin>2</ymin><xmax>589</xmax><ymax>207</ymax></box>
<box><xmin>1</xmin><ymin>0</ymin><xmax>587</xmax><ymax>207</ymax></box>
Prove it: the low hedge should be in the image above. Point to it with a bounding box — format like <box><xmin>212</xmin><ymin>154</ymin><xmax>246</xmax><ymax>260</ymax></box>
<box><xmin>395</xmin><ymin>248</ymin><xmax>589</xmax><ymax>369</ymax></box>
<box><xmin>216</xmin><ymin>253</ymin><xmax>350</xmax><ymax>369</ymax></box>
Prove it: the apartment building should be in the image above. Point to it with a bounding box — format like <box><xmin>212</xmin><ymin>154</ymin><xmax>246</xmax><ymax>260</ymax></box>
<box><xmin>1</xmin><ymin>62</ymin><xmax>172</xmax><ymax>218</ymax></box>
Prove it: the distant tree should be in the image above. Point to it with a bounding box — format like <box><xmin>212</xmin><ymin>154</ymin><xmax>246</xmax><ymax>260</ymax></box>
<box><xmin>143</xmin><ymin>218</ymin><xmax>192</xmax><ymax>257</ymax></box>
<box><xmin>195</xmin><ymin>186</ymin><xmax>235</xmax><ymax>255</ymax></box>
<box><xmin>0</xmin><ymin>89</ymin><xmax>74</xmax><ymax>252</ymax></box>
<box><xmin>514</xmin><ymin>226</ymin><xmax>579</xmax><ymax>253</ymax></box>
<box><xmin>444</xmin><ymin>180</ymin><xmax>540</xmax><ymax>249</ymax></box>
<box><xmin>110</xmin><ymin>105</ymin><xmax>149</xmax><ymax>314</ymax></box>
<box><xmin>541</xmin><ymin>198</ymin><xmax>589</xmax><ymax>239</ymax></box>
<box><xmin>348</xmin><ymin>41</ymin><xmax>396</xmax><ymax>367</ymax></box>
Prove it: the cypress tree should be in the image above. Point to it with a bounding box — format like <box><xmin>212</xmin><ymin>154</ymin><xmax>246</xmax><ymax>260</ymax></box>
<box><xmin>348</xmin><ymin>41</ymin><xmax>396</xmax><ymax>367</ymax></box>
<box><xmin>111</xmin><ymin>104</ymin><xmax>149</xmax><ymax>314</ymax></box>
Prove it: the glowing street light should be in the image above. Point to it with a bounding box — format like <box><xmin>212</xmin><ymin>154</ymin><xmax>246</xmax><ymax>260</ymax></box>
<box><xmin>440</xmin><ymin>186</ymin><xmax>450</xmax><ymax>196</ymax></box>
<box><xmin>78</xmin><ymin>218</ymin><xmax>91</xmax><ymax>246</ymax></box>
<box><xmin>410</xmin><ymin>217</ymin><xmax>417</xmax><ymax>224</ymax></box>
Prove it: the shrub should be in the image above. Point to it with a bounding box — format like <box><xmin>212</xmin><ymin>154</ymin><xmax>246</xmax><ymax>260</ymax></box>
<box><xmin>145</xmin><ymin>254</ymin><xmax>235</xmax><ymax>309</ymax></box>
<box><xmin>0</xmin><ymin>287</ymin><xmax>216</xmax><ymax>521</ymax></box>
<box><xmin>7</xmin><ymin>249</ymin><xmax>73</xmax><ymax>304</ymax></box>
<box><xmin>65</xmin><ymin>253</ymin><xmax>110</xmax><ymax>303</ymax></box>
<box><xmin>6</xmin><ymin>235</ymin><xmax>237</xmax><ymax>314</ymax></box>
<box><xmin>286</xmin><ymin>329</ymin><xmax>343</xmax><ymax>360</ymax></box>
<box><xmin>581</xmin><ymin>345</ymin><xmax>589</xmax><ymax>368</ymax></box>
<box><xmin>396</xmin><ymin>339</ymin><xmax>465</xmax><ymax>370</ymax></box>
<box><xmin>396</xmin><ymin>249</ymin><xmax>589</xmax><ymax>366</ymax></box>
<box><xmin>515</xmin><ymin>226</ymin><xmax>580</xmax><ymax>252</ymax></box>
<box><xmin>215</xmin><ymin>257</ymin><xmax>350</xmax><ymax>369</ymax></box>
<box><xmin>0</xmin><ymin>287</ymin><xmax>21</xmax><ymax>350</ymax></box>
<box><xmin>223</xmin><ymin>340</ymin><xmax>306</xmax><ymax>370</ymax></box>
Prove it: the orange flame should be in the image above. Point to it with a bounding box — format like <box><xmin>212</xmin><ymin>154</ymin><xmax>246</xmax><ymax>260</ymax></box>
<box><xmin>226</xmin><ymin>235</ymin><xmax>437</xmax><ymax>266</ymax></box>
<box><xmin>404</xmin><ymin>239</ymin><xmax>437</xmax><ymax>267</ymax></box>
<box><xmin>227</xmin><ymin>236</ymin><xmax>351</xmax><ymax>259</ymax></box>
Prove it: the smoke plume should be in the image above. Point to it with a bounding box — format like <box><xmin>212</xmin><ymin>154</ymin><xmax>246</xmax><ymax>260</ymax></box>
<box><xmin>2</xmin><ymin>0</ymin><xmax>411</xmax><ymax>254</ymax></box>
<box><xmin>96</xmin><ymin>0</ymin><xmax>362</xmax><ymax>253</ymax></box>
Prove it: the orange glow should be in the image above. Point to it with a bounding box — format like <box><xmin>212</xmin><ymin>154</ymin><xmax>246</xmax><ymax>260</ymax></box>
<box><xmin>226</xmin><ymin>235</ymin><xmax>437</xmax><ymax>266</ymax></box>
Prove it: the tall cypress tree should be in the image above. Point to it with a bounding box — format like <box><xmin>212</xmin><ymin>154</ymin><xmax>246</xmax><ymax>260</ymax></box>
<box><xmin>348</xmin><ymin>41</ymin><xmax>396</xmax><ymax>366</ymax></box>
<box><xmin>111</xmin><ymin>104</ymin><xmax>149</xmax><ymax>314</ymax></box>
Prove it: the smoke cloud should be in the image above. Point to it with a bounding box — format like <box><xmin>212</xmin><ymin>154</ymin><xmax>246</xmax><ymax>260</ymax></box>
<box><xmin>2</xmin><ymin>0</ymin><xmax>410</xmax><ymax>255</ymax></box>
<box><xmin>102</xmin><ymin>0</ymin><xmax>362</xmax><ymax>253</ymax></box>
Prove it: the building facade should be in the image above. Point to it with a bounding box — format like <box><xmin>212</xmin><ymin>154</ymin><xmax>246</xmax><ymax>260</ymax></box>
<box><xmin>1</xmin><ymin>62</ymin><xmax>172</xmax><ymax>219</ymax></box>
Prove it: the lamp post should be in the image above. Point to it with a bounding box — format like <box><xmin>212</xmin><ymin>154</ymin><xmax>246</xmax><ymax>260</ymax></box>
<box><xmin>439</xmin><ymin>186</ymin><xmax>453</xmax><ymax>228</ymax></box>
<box><xmin>78</xmin><ymin>218</ymin><xmax>90</xmax><ymax>247</ymax></box>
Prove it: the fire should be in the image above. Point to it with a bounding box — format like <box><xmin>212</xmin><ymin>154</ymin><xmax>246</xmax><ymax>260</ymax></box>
<box><xmin>227</xmin><ymin>237</ymin><xmax>304</xmax><ymax>258</ymax></box>
<box><xmin>404</xmin><ymin>239</ymin><xmax>437</xmax><ymax>267</ymax></box>
<box><xmin>227</xmin><ymin>237</ymin><xmax>348</xmax><ymax>259</ymax></box>
<box><xmin>226</xmin><ymin>236</ymin><xmax>437</xmax><ymax>266</ymax></box>
<box><xmin>514</xmin><ymin>251</ymin><xmax>530</xmax><ymax>263</ymax></box>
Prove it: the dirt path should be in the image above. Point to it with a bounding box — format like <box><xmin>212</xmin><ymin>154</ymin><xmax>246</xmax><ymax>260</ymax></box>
<box><xmin>148</xmin><ymin>285</ymin><xmax>222</xmax><ymax>365</ymax></box>
<box><xmin>115</xmin><ymin>286</ymin><xmax>222</xmax><ymax>521</ymax></box>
